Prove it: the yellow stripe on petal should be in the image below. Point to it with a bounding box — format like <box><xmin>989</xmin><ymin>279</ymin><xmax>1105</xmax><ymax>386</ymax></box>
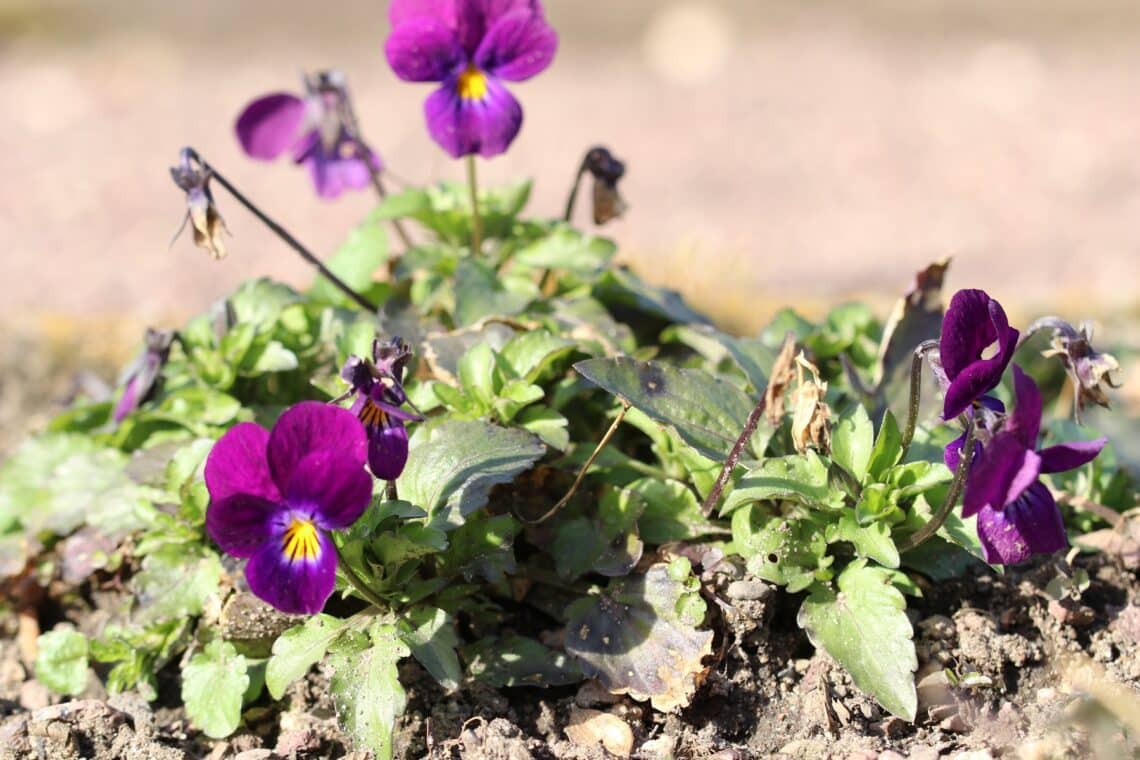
<box><xmin>456</xmin><ymin>65</ymin><xmax>489</xmax><ymax>101</ymax></box>
<box><xmin>282</xmin><ymin>519</ymin><xmax>321</xmax><ymax>562</ymax></box>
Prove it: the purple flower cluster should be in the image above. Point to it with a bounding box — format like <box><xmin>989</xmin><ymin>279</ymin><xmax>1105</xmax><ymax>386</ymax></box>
<box><xmin>937</xmin><ymin>289</ymin><xmax>1106</xmax><ymax>565</ymax></box>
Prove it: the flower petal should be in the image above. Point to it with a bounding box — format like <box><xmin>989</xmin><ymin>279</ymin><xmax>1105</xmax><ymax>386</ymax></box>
<box><xmin>267</xmin><ymin>402</ymin><xmax>367</xmax><ymax>494</ymax></box>
<box><xmin>386</xmin><ymin>17</ymin><xmax>466</xmax><ymax>82</ymax></box>
<box><xmin>286</xmin><ymin>450</ymin><xmax>374</xmax><ymax>531</ymax></box>
<box><xmin>425</xmin><ymin>76</ymin><xmax>522</xmax><ymax>158</ymax></box>
<box><xmin>206</xmin><ymin>494</ymin><xmax>281</xmax><ymax>558</ymax></box>
<box><xmin>1005</xmin><ymin>366</ymin><xmax>1042</xmax><ymax>447</ymax></box>
<box><xmin>368</xmin><ymin>421</ymin><xmax>409</xmax><ymax>481</ymax></box>
<box><xmin>962</xmin><ymin>434</ymin><xmax>1041</xmax><ymax>518</ymax></box>
<box><xmin>112</xmin><ymin>373</ymin><xmax>141</xmax><ymax>424</ymax></box>
<box><xmin>943</xmin><ymin>432</ymin><xmax>981</xmax><ymax>472</ymax></box>
<box><xmin>475</xmin><ymin>8</ymin><xmax>557</xmax><ymax>81</ymax></box>
<box><xmin>205</xmin><ymin>422</ymin><xmax>281</xmax><ymax>503</ymax></box>
<box><xmin>976</xmin><ymin>482</ymin><xmax>1067</xmax><ymax>565</ymax></box>
<box><xmin>389</xmin><ymin>0</ymin><xmax>458</xmax><ymax>27</ymax></box>
<box><xmin>245</xmin><ymin>529</ymin><xmax>337</xmax><ymax>615</ymax></box>
<box><xmin>1039</xmin><ymin>438</ymin><xmax>1107</xmax><ymax>474</ymax></box>
<box><xmin>940</xmin><ymin>289</ymin><xmax>1000</xmax><ymax>380</ymax></box>
<box><xmin>235</xmin><ymin>93</ymin><xmax>308</xmax><ymax>160</ymax></box>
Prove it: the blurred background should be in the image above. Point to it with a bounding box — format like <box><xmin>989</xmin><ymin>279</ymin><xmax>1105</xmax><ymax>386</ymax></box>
<box><xmin>2</xmin><ymin>0</ymin><xmax>1139</xmax><ymax>450</ymax></box>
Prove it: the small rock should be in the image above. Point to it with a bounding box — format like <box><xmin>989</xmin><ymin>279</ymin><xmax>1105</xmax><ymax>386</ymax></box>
<box><xmin>725</xmin><ymin>580</ymin><xmax>773</xmax><ymax>601</ymax></box>
<box><xmin>877</xmin><ymin>752</ymin><xmax>906</xmax><ymax>760</ymax></box>
<box><xmin>18</xmin><ymin>680</ymin><xmax>52</xmax><ymax>711</ymax></box>
<box><xmin>1048</xmin><ymin>598</ymin><xmax>1095</xmax><ymax>627</ymax></box>
<box><xmin>872</xmin><ymin>717</ymin><xmax>907</xmax><ymax>738</ymax></box>
<box><xmin>275</xmin><ymin>728</ymin><xmax>321</xmax><ymax>755</ymax></box>
<box><xmin>108</xmin><ymin>690</ymin><xmax>156</xmax><ymax>737</ymax></box>
<box><xmin>565</xmin><ymin>707</ymin><xmax>633</xmax><ymax>758</ymax></box>
<box><xmin>908</xmin><ymin>747</ymin><xmax>940</xmax><ymax>760</ymax></box>
<box><xmin>793</xmin><ymin>659</ymin><xmax>811</xmax><ymax>674</ymax></box>
<box><xmin>918</xmin><ymin>615</ymin><xmax>955</xmax><ymax>640</ymax></box>
<box><xmin>844</xmin><ymin>751</ymin><xmax>877</xmax><ymax>760</ymax></box>
<box><xmin>940</xmin><ymin>713</ymin><xmax>969</xmax><ymax>733</ymax></box>
<box><xmin>639</xmin><ymin>734</ymin><xmax>677</xmax><ymax>759</ymax></box>
<box><xmin>1036</xmin><ymin>687</ymin><xmax>1058</xmax><ymax>705</ymax></box>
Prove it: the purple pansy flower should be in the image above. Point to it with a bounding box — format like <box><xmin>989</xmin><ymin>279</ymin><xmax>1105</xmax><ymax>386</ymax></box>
<box><xmin>937</xmin><ymin>289</ymin><xmax>1020</xmax><ymax>420</ymax></box>
<box><xmin>113</xmin><ymin>328</ymin><xmax>175</xmax><ymax>424</ymax></box>
<box><xmin>235</xmin><ymin>71</ymin><xmax>381</xmax><ymax>199</ymax></box>
<box><xmin>385</xmin><ymin>0</ymin><xmax>558</xmax><ymax>158</ymax></box>
<box><xmin>205</xmin><ymin>402</ymin><xmax>373</xmax><ymax>614</ymax></box>
<box><xmin>339</xmin><ymin>338</ymin><xmax>422</xmax><ymax>481</ymax></box>
<box><xmin>959</xmin><ymin>366</ymin><xmax>1106</xmax><ymax>565</ymax></box>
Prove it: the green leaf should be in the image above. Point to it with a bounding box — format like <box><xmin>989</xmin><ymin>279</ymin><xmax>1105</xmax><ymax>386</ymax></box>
<box><xmin>265</xmin><ymin>614</ymin><xmax>350</xmax><ymax>700</ymax></box>
<box><xmin>513</xmin><ymin>225</ymin><xmax>616</xmax><ymax>273</ymax></box>
<box><xmin>886</xmin><ymin>461</ymin><xmax>953</xmax><ymax>499</ymax></box>
<box><xmin>456</xmin><ymin>341</ymin><xmax>498</xmax><ymax>406</ymax></box>
<box><xmin>631</xmin><ymin>478</ymin><xmax>714</xmax><ymax>544</ymax></box>
<box><xmin>867</xmin><ymin>410</ymin><xmax>903</xmax><ymax>480</ymax></box>
<box><xmin>721</xmin><ymin>452</ymin><xmax>838</xmax><ymax>514</ymax></box>
<box><xmin>827</xmin><ymin>513</ymin><xmax>900</xmax><ymax>568</ymax></box>
<box><xmin>797</xmin><ymin>563</ymin><xmax>918</xmax><ymax>720</ymax></box>
<box><xmin>182</xmin><ymin>640</ymin><xmax>249</xmax><ymax>739</ymax></box>
<box><xmin>229</xmin><ymin>278</ymin><xmax>301</xmax><ymax>331</ymax></box>
<box><xmin>499</xmin><ymin>330</ymin><xmax>579</xmax><ymax>383</ymax></box>
<box><xmin>593</xmin><ymin>268</ymin><xmax>711</xmax><ymax>325</ymax></box>
<box><xmin>398</xmin><ymin>420</ymin><xmax>545</xmax><ymax>530</ymax></box>
<box><xmin>730</xmin><ymin>503</ymin><xmax>830</xmax><ymax>592</ymax></box>
<box><xmin>35</xmin><ymin>629</ymin><xmax>89</xmax><ymax>696</ymax></box>
<box><xmin>831</xmin><ymin>405</ymin><xmax>873</xmax><ymax>482</ymax></box>
<box><xmin>329</xmin><ymin>622</ymin><xmax>409</xmax><ymax>760</ymax></box>
<box><xmin>463</xmin><ymin>635</ymin><xmax>583</xmax><ymax>687</ymax></box>
<box><xmin>662</xmin><ymin>324</ymin><xmax>774</xmax><ymax>393</ymax></box>
<box><xmin>132</xmin><ymin>545</ymin><xmax>223</xmax><ymax>623</ymax></box>
<box><xmin>453</xmin><ymin>258</ymin><xmax>531</xmax><ymax>326</ymax></box>
<box><xmin>398</xmin><ymin>607</ymin><xmax>461</xmax><ymax>692</ymax></box>
<box><xmin>575</xmin><ymin>357</ymin><xmax>765</xmax><ymax>462</ymax></box>
<box><xmin>311</xmin><ymin>216</ymin><xmax>388</xmax><ymax>307</ymax></box>
<box><xmin>436</xmin><ymin>513</ymin><xmax>520</xmax><ymax>584</ymax></box>
<box><xmin>373</xmin><ymin>187</ymin><xmax>430</xmax><ymax>220</ymax></box>
<box><xmin>517</xmin><ymin>407</ymin><xmax>570</xmax><ymax>450</ymax></box>
<box><xmin>247</xmin><ymin>341</ymin><xmax>299</xmax><ymax>374</ymax></box>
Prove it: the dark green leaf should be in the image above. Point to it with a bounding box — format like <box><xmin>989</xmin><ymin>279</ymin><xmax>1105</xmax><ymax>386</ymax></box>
<box><xmin>398</xmin><ymin>607</ymin><xmax>461</xmax><ymax>692</ymax></box>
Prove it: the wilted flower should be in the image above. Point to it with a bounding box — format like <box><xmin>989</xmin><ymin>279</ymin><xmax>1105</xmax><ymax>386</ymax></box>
<box><xmin>584</xmin><ymin>146</ymin><xmax>627</xmax><ymax>224</ymax></box>
<box><xmin>1040</xmin><ymin>320</ymin><xmax>1122</xmax><ymax>421</ymax></box>
<box><xmin>936</xmin><ymin>289</ymin><xmax>1019</xmax><ymax>420</ymax></box>
<box><xmin>385</xmin><ymin>0</ymin><xmax>558</xmax><ymax>158</ymax></box>
<box><xmin>338</xmin><ymin>337</ymin><xmax>423</xmax><ymax>480</ymax></box>
<box><xmin>171</xmin><ymin>149</ymin><xmax>229</xmax><ymax>259</ymax></box>
<box><xmin>113</xmin><ymin>328</ymin><xmax>175</xmax><ymax>424</ymax></box>
<box><xmin>961</xmin><ymin>366</ymin><xmax>1106</xmax><ymax>565</ymax></box>
<box><xmin>205</xmin><ymin>402</ymin><xmax>373</xmax><ymax>614</ymax></box>
<box><xmin>235</xmin><ymin>71</ymin><xmax>382</xmax><ymax>199</ymax></box>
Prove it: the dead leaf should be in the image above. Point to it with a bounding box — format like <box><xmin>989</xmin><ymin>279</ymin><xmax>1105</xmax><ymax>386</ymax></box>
<box><xmin>764</xmin><ymin>333</ymin><xmax>799</xmax><ymax>425</ymax></box>
<box><xmin>565</xmin><ymin>707</ymin><xmax>634</xmax><ymax>757</ymax></box>
<box><xmin>789</xmin><ymin>352</ymin><xmax>830</xmax><ymax>454</ymax></box>
<box><xmin>874</xmin><ymin>259</ymin><xmax>950</xmax><ymax>387</ymax></box>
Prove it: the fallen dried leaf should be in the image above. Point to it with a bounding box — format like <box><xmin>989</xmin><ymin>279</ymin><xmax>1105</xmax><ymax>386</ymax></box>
<box><xmin>565</xmin><ymin>707</ymin><xmax>634</xmax><ymax>757</ymax></box>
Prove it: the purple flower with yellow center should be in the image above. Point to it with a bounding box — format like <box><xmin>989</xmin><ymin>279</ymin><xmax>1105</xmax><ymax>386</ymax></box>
<box><xmin>113</xmin><ymin>328</ymin><xmax>175</xmax><ymax>424</ymax></box>
<box><xmin>205</xmin><ymin>402</ymin><xmax>373</xmax><ymax>614</ymax></box>
<box><xmin>385</xmin><ymin>0</ymin><xmax>558</xmax><ymax>158</ymax></box>
<box><xmin>960</xmin><ymin>366</ymin><xmax>1106</xmax><ymax>565</ymax></box>
<box><xmin>937</xmin><ymin>289</ymin><xmax>1020</xmax><ymax>420</ymax></box>
<box><xmin>235</xmin><ymin>71</ymin><xmax>381</xmax><ymax>199</ymax></box>
<box><xmin>339</xmin><ymin>338</ymin><xmax>422</xmax><ymax>480</ymax></box>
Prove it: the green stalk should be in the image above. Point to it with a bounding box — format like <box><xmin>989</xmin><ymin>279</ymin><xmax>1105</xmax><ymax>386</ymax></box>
<box><xmin>466</xmin><ymin>155</ymin><xmax>483</xmax><ymax>255</ymax></box>
<box><xmin>333</xmin><ymin>543</ymin><xmax>388</xmax><ymax>610</ymax></box>
<box><xmin>898</xmin><ymin>422</ymin><xmax>977</xmax><ymax>552</ymax></box>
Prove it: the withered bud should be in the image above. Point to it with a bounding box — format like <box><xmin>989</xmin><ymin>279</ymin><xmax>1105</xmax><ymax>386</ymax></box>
<box><xmin>584</xmin><ymin>146</ymin><xmax>627</xmax><ymax>225</ymax></box>
<box><xmin>764</xmin><ymin>333</ymin><xmax>799</xmax><ymax>426</ymax></box>
<box><xmin>1040</xmin><ymin>320</ymin><xmax>1122</xmax><ymax>420</ymax></box>
<box><xmin>171</xmin><ymin>148</ymin><xmax>229</xmax><ymax>260</ymax></box>
<box><xmin>789</xmin><ymin>352</ymin><xmax>831</xmax><ymax>454</ymax></box>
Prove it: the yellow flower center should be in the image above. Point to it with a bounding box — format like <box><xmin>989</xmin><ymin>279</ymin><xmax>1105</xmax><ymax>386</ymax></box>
<box><xmin>456</xmin><ymin>65</ymin><xmax>488</xmax><ymax>101</ymax></box>
<box><xmin>282</xmin><ymin>519</ymin><xmax>320</xmax><ymax>562</ymax></box>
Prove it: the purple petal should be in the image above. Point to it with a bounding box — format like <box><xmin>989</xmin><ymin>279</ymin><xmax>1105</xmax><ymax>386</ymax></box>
<box><xmin>206</xmin><ymin>494</ymin><xmax>281</xmax><ymax>558</ymax></box>
<box><xmin>285</xmin><ymin>450</ymin><xmax>373</xmax><ymax>531</ymax></box>
<box><xmin>1005</xmin><ymin>366</ymin><xmax>1042</xmax><ymax>447</ymax></box>
<box><xmin>205</xmin><ymin>422</ymin><xmax>281</xmax><ymax>503</ymax></box>
<box><xmin>943</xmin><ymin>361</ymin><xmax>1009</xmax><ymax>421</ymax></box>
<box><xmin>976</xmin><ymin>482</ymin><xmax>1067</xmax><ymax>565</ymax></box>
<box><xmin>943</xmin><ymin>432</ymin><xmax>982</xmax><ymax>472</ymax></box>
<box><xmin>1039</xmin><ymin>438</ymin><xmax>1107</xmax><ymax>474</ymax></box>
<box><xmin>475</xmin><ymin>8</ymin><xmax>557</xmax><ymax>81</ymax></box>
<box><xmin>112</xmin><ymin>374</ymin><xmax>141</xmax><ymax>424</ymax></box>
<box><xmin>940</xmin><ymin>290</ymin><xmax>998</xmax><ymax>379</ymax></box>
<box><xmin>235</xmin><ymin>93</ymin><xmax>308</xmax><ymax>160</ymax></box>
<box><xmin>267</xmin><ymin>402</ymin><xmax>367</xmax><ymax>494</ymax></box>
<box><xmin>292</xmin><ymin>132</ymin><xmax>381</xmax><ymax>199</ymax></box>
<box><xmin>386</xmin><ymin>17</ymin><xmax>466</xmax><ymax>82</ymax></box>
<box><xmin>424</xmin><ymin>75</ymin><xmax>522</xmax><ymax>158</ymax></box>
<box><xmin>389</xmin><ymin>0</ymin><xmax>459</xmax><ymax>27</ymax></box>
<box><xmin>962</xmin><ymin>434</ymin><xmax>1041</xmax><ymax>518</ymax></box>
<box><xmin>245</xmin><ymin>528</ymin><xmax>337</xmax><ymax>614</ymax></box>
<box><xmin>369</xmin><ymin>422</ymin><xmax>410</xmax><ymax>481</ymax></box>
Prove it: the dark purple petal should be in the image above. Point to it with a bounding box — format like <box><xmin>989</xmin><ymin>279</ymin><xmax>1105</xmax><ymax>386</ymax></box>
<box><xmin>206</xmin><ymin>494</ymin><xmax>281</xmax><ymax>559</ymax></box>
<box><xmin>245</xmin><ymin>528</ymin><xmax>337</xmax><ymax>614</ymax></box>
<box><xmin>940</xmin><ymin>290</ymin><xmax>999</xmax><ymax>379</ymax></box>
<box><xmin>944</xmin><ymin>362</ymin><xmax>1008</xmax><ymax>421</ymax></box>
<box><xmin>386</xmin><ymin>17</ymin><xmax>466</xmax><ymax>82</ymax></box>
<box><xmin>267</xmin><ymin>402</ymin><xmax>367</xmax><ymax>494</ymax></box>
<box><xmin>205</xmin><ymin>422</ymin><xmax>281</xmax><ymax>503</ymax></box>
<box><xmin>943</xmin><ymin>432</ymin><xmax>982</xmax><ymax>472</ymax></box>
<box><xmin>1039</xmin><ymin>438</ymin><xmax>1107</xmax><ymax>474</ymax></box>
<box><xmin>976</xmin><ymin>482</ymin><xmax>1067</xmax><ymax>565</ymax></box>
<box><xmin>475</xmin><ymin>8</ymin><xmax>557</xmax><ymax>81</ymax></box>
<box><xmin>368</xmin><ymin>421</ymin><xmax>410</xmax><ymax>481</ymax></box>
<box><xmin>962</xmin><ymin>434</ymin><xmax>1041</xmax><ymax>518</ymax></box>
<box><xmin>1005</xmin><ymin>366</ymin><xmax>1043</xmax><ymax>447</ymax></box>
<box><xmin>424</xmin><ymin>75</ymin><xmax>522</xmax><ymax>158</ymax></box>
<box><xmin>235</xmin><ymin>93</ymin><xmax>308</xmax><ymax>160</ymax></box>
<box><xmin>285</xmin><ymin>450</ymin><xmax>373</xmax><ymax>531</ymax></box>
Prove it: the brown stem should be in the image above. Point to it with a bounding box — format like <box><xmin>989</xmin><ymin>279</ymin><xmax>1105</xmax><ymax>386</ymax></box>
<box><xmin>898</xmin><ymin>422</ymin><xmax>977</xmax><ymax>552</ymax></box>
<box><xmin>701</xmin><ymin>384</ymin><xmax>770</xmax><ymax>517</ymax></box>
<box><xmin>900</xmin><ymin>340</ymin><xmax>940</xmax><ymax>458</ymax></box>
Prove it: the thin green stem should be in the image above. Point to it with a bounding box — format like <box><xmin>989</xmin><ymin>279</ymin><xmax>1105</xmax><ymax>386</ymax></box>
<box><xmin>900</xmin><ymin>340</ymin><xmax>939</xmax><ymax>458</ymax></box>
<box><xmin>898</xmin><ymin>422</ymin><xmax>977</xmax><ymax>552</ymax></box>
<box><xmin>333</xmin><ymin>542</ymin><xmax>388</xmax><ymax>610</ymax></box>
<box><xmin>466</xmin><ymin>155</ymin><xmax>483</xmax><ymax>255</ymax></box>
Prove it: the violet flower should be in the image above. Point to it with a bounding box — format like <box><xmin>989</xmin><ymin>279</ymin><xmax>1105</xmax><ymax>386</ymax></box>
<box><xmin>171</xmin><ymin>150</ymin><xmax>229</xmax><ymax>260</ymax></box>
<box><xmin>205</xmin><ymin>402</ymin><xmax>373</xmax><ymax>614</ymax></box>
<box><xmin>385</xmin><ymin>0</ymin><xmax>558</xmax><ymax>158</ymax></box>
<box><xmin>937</xmin><ymin>289</ymin><xmax>1020</xmax><ymax>420</ymax></box>
<box><xmin>113</xmin><ymin>328</ymin><xmax>175</xmax><ymax>424</ymax></box>
<box><xmin>235</xmin><ymin>71</ymin><xmax>381</xmax><ymax>199</ymax></box>
<box><xmin>960</xmin><ymin>366</ymin><xmax>1106</xmax><ymax>565</ymax></box>
<box><xmin>339</xmin><ymin>338</ymin><xmax>423</xmax><ymax>480</ymax></box>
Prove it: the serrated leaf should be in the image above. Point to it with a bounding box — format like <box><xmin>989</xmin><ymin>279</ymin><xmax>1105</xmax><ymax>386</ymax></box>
<box><xmin>797</xmin><ymin>564</ymin><xmax>917</xmax><ymax>720</ymax></box>
<box><xmin>886</xmin><ymin>461</ymin><xmax>953</xmax><ymax>499</ymax></box>
<box><xmin>499</xmin><ymin>330</ymin><xmax>579</xmax><ymax>383</ymax></box>
<box><xmin>266</xmin><ymin>614</ymin><xmax>350</xmax><ymax>700</ymax></box>
<box><xmin>329</xmin><ymin>622</ymin><xmax>409</xmax><ymax>760</ymax></box>
<box><xmin>398</xmin><ymin>607</ymin><xmax>461</xmax><ymax>692</ymax></box>
<box><xmin>832</xmin><ymin>405</ymin><xmax>873</xmax><ymax>482</ymax></box>
<box><xmin>517</xmin><ymin>407</ymin><xmax>570</xmax><ymax>450</ymax></box>
<box><xmin>35</xmin><ymin>629</ymin><xmax>89</xmax><ymax>695</ymax></box>
<box><xmin>182</xmin><ymin>640</ymin><xmax>249</xmax><ymax>739</ymax></box>
<box><xmin>575</xmin><ymin>357</ymin><xmax>764</xmax><ymax>462</ymax></box>
<box><xmin>630</xmin><ymin>478</ymin><xmax>714</xmax><ymax>544</ymax></box>
<box><xmin>229</xmin><ymin>278</ymin><xmax>301</xmax><ymax>331</ymax></box>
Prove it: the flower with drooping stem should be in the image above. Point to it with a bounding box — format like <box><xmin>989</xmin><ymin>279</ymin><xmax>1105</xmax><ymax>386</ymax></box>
<box><xmin>1029</xmin><ymin>318</ymin><xmax>1122</xmax><ymax>422</ymax></box>
<box><xmin>205</xmin><ymin>402</ymin><xmax>375</xmax><ymax>614</ymax></box>
<box><xmin>960</xmin><ymin>366</ymin><xmax>1106</xmax><ymax>564</ymax></box>
<box><xmin>934</xmin><ymin>289</ymin><xmax>1020</xmax><ymax>421</ymax></box>
<box><xmin>563</xmin><ymin>145</ymin><xmax>627</xmax><ymax>225</ymax></box>
<box><xmin>170</xmin><ymin>150</ymin><xmax>229</xmax><ymax>260</ymax></box>
<box><xmin>336</xmin><ymin>337</ymin><xmax>423</xmax><ymax>481</ymax></box>
<box><xmin>113</xmin><ymin>328</ymin><xmax>176</xmax><ymax>424</ymax></box>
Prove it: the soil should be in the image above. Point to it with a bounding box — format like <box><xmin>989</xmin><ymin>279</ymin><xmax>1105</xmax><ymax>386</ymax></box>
<box><xmin>2</xmin><ymin>547</ymin><xmax>1137</xmax><ymax>759</ymax></box>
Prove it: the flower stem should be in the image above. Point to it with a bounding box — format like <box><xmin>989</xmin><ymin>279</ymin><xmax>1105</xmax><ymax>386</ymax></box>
<box><xmin>466</xmin><ymin>155</ymin><xmax>483</xmax><ymax>255</ymax></box>
<box><xmin>364</xmin><ymin>161</ymin><xmax>415</xmax><ymax>252</ymax></box>
<box><xmin>183</xmin><ymin>148</ymin><xmax>377</xmax><ymax>313</ymax></box>
<box><xmin>900</xmin><ymin>340</ymin><xmax>939</xmax><ymax>458</ymax></box>
<box><xmin>897</xmin><ymin>422</ymin><xmax>977</xmax><ymax>553</ymax></box>
<box><xmin>701</xmin><ymin>382</ymin><xmax>771</xmax><ymax>517</ymax></box>
<box><xmin>562</xmin><ymin>155</ymin><xmax>589</xmax><ymax>223</ymax></box>
<box><xmin>332</xmin><ymin>542</ymin><xmax>388</xmax><ymax>610</ymax></box>
<box><xmin>1018</xmin><ymin>316</ymin><xmax>1075</xmax><ymax>349</ymax></box>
